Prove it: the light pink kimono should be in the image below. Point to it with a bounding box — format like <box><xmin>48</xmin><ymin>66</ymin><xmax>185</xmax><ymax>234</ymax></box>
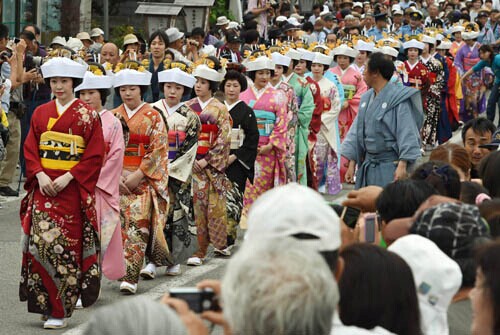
<box><xmin>96</xmin><ymin>109</ymin><xmax>126</xmax><ymax>280</ymax></box>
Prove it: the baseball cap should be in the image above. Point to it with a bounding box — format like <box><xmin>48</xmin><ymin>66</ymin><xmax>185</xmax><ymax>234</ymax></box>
<box><xmin>245</xmin><ymin>183</ymin><xmax>341</xmax><ymax>252</ymax></box>
<box><xmin>389</xmin><ymin>235</ymin><xmax>462</xmax><ymax>335</ymax></box>
<box><xmin>226</xmin><ymin>34</ymin><xmax>242</xmax><ymax>44</ymax></box>
<box><xmin>479</xmin><ymin>128</ymin><xmax>500</xmax><ymax>150</ymax></box>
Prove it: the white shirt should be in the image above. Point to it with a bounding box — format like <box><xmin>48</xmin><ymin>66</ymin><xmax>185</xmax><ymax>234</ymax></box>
<box><xmin>124</xmin><ymin>102</ymin><xmax>146</xmax><ymax>119</ymax></box>
<box><xmin>56</xmin><ymin>98</ymin><xmax>77</xmax><ymax>116</ymax></box>
<box><xmin>197</xmin><ymin>97</ymin><xmax>213</xmax><ymax>111</ymax></box>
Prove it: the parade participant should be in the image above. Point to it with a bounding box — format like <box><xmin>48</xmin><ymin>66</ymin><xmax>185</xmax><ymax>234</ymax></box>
<box><xmin>221</xmin><ymin>68</ymin><xmax>258</xmax><ymax>248</ymax></box>
<box><xmin>462</xmin><ymin>45</ymin><xmax>500</xmax><ymax>127</ymax></box>
<box><xmin>420</xmin><ymin>35</ymin><xmax>445</xmax><ymax>149</ymax></box>
<box><xmin>112</xmin><ymin>64</ymin><xmax>170</xmax><ymax>294</ymax></box>
<box><xmin>283</xmin><ymin>48</ymin><xmax>314</xmax><ymax>185</ymax></box>
<box><xmin>239</xmin><ymin>55</ymin><xmax>288</xmax><ymax>226</ymax></box>
<box><xmin>379</xmin><ymin>41</ymin><xmax>405</xmax><ymax>85</ymax></box>
<box><xmin>296</xmin><ymin>48</ymin><xmax>323</xmax><ymax>190</ymax></box>
<box><xmin>270</xmin><ymin>52</ymin><xmax>299</xmax><ymax>183</ymax></box>
<box><xmin>184</xmin><ymin>57</ymin><xmax>231</xmax><ymax>263</ymax></box>
<box><xmin>455</xmin><ymin>27</ymin><xmax>487</xmax><ymax>121</ymax></box>
<box><xmin>436</xmin><ymin>39</ymin><xmax>461</xmax><ymax>132</ymax></box>
<box><xmin>353</xmin><ymin>38</ymin><xmax>375</xmax><ymax>73</ymax></box>
<box><xmin>401</xmin><ymin>38</ymin><xmax>429</xmax><ymax>97</ymax></box>
<box><xmin>449</xmin><ymin>25</ymin><xmax>465</xmax><ymax>57</ymax></box>
<box><xmin>74</xmin><ymin>64</ymin><xmax>126</xmax><ymax>284</ymax></box>
<box><xmin>342</xmin><ymin>52</ymin><xmax>422</xmax><ymax>188</ymax></box>
<box><xmin>144</xmin><ymin>63</ymin><xmax>200</xmax><ymax>277</ymax></box>
<box><xmin>20</xmin><ymin>56</ymin><xmax>104</xmax><ymax>329</ymax></box>
<box><xmin>329</xmin><ymin>42</ymin><xmax>367</xmax><ymax>181</ymax></box>
<box><xmin>400</xmin><ymin>11</ymin><xmax>425</xmax><ymax>39</ymax></box>
<box><xmin>367</xmin><ymin>13</ymin><xmax>389</xmax><ymax>41</ymax></box>
<box><xmin>311</xmin><ymin>52</ymin><xmax>342</xmax><ymax>195</ymax></box>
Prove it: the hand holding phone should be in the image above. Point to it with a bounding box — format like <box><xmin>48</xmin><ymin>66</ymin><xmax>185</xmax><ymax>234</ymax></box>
<box><xmin>168</xmin><ymin>287</ymin><xmax>220</xmax><ymax>313</ymax></box>
<box><xmin>357</xmin><ymin>213</ymin><xmax>380</xmax><ymax>244</ymax></box>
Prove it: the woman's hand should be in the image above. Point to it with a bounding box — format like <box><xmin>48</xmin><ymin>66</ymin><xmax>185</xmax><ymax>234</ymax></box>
<box><xmin>36</xmin><ymin>172</ymin><xmax>57</xmax><ymax>197</ymax></box>
<box><xmin>228</xmin><ymin>154</ymin><xmax>237</xmax><ymax>165</ymax></box>
<box><xmin>53</xmin><ymin>172</ymin><xmax>73</xmax><ymax>193</ymax></box>
<box><xmin>258</xmin><ymin>144</ymin><xmax>272</xmax><ymax>155</ymax></box>
<box><xmin>193</xmin><ymin>159</ymin><xmax>208</xmax><ymax>173</ymax></box>
<box><xmin>119</xmin><ymin>176</ymin><xmax>131</xmax><ymax>194</ymax></box>
<box><xmin>124</xmin><ymin>170</ymin><xmax>144</xmax><ymax>192</ymax></box>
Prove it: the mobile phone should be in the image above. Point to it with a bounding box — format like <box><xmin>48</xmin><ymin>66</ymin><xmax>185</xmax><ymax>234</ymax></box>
<box><xmin>364</xmin><ymin>214</ymin><xmax>377</xmax><ymax>243</ymax></box>
<box><xmin>169</xmin><ymin>287</ymin><xmax>220</xmax><ymax>313</ymax></box>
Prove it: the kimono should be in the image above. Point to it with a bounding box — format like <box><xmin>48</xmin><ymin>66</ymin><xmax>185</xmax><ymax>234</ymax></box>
<box><xmin>341</xmin><ymin>83</ymin><xmax>423</xmax><ymax>189</ymax></box>
<box><xmin>240</xmin><ymin>85</ymin><xmax>288</xmax><ymax>220</ymax></box>
<box><xmin>273</xmin><ymin>81</ymin><xmax>299</xmax><ymax>183</ymax></box>
<box><xmin>433</xmin><ymin>52</ymin><xmax>452</xmax><ymax>144</ymax></box>
<box><xmin>455</xmin><ymin>42</ymin><xmax>487</xmax><ymax>121</ymax></box>
<box><xmin>314</xmin><ymin>76</ymin><xmax>342</xmax><ymax>195</ymax></box>
<box><xmin>329</xmin><ymin>65</ymin><xmax>368</xmax><ymax>181</ymax></box>
<box><xmin>97</xmin><ymin>109</ymin><xmax>126</xmax><ymax>280</ymax></box>
<box><xmin>184</xmin><ymin>97</ymin><xmax>231</xmax><ymax>258</ymax></box>
<box><xmin>151</xmin><ymin>100</ymin><xmax>201</xmax><ymax>265</ymax></box>
<box><xmin>450</xmin><ymin>41</ymin><xmax>464</xmax><ymax>58</ymax></box>
<box><xmin>444</xmin><ymin>56</ymin><xmax>460</xmax><ymax>131</ymax></box>
<box><xmin>420</xmin><ymin>55</ymin><xmax>445</xmax><ymax>147</ymax></box>
<box><xmin>224</xmin><ymin>100</ymin><xmax>259</xmax><ymax>244</ymax></box>
<box><xmin>114</xmin><ymin>103</ymin><xmax>170</xmax><ymax>284</ymax></box>
<box><xmin>20</xmin><ymin>99</ymin><xmax>104</xmax><ymax>318</ymax></box>
<box><xmin>284</xmin><ymin>73</ymin><xmax>314</xmax><ymax>185</ymax></box>
<box><xmin>401</xmin><ymin>60</ymin><xmax>430</xmax><ymax>91</ymax></box>
<box><xmin>305</xmin><ymin>76</ymin><xmax>323</xmax><ymax>190</ymax></box>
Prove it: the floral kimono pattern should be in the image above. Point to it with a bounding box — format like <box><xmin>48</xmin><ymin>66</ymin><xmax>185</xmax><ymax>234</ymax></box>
<box><xmin>184</xmin><ymin>97</ymin><xmax>231</xmax><ymax>258</ymax></box>
<box><xmin>20</xmin><ymin>99</ymin><xmax>104</xmax><ymax>318</ymax></box>
<box><xmin>240</xmin><ymin>85</ymin><xmax>288</xmax><ymax>220</ymax></box>
<box><xmin>114</xmin><ymin>103</ymin><xmax>170</xmax><ymax>284</ymax></box>
<box><xmin>421</xmin><ymin>56</ymin><xmax>445</xmax><ymax>147</ymax></box>
<box><xmin>151</xmin><ymin>100</ymin><xmax>201</xmax><ymax>265</ymax></box>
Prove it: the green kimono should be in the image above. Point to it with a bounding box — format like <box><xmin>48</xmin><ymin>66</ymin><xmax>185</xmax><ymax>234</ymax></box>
<box><xmin>285</xmin><ymin>73</ymin><xmax>314</xmax><ymax>185</ymax></box>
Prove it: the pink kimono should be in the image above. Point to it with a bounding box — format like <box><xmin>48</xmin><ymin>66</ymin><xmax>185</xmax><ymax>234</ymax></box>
<box><xmin>96</xmin><ymin>109</ymin><xmax>126</xmax><ymax>280</ymax></box>
<box><xmin>240</xmin><ymin>85</ymin><xmax>288</xmax><ymax>216</ymax></box>
<box><xmin>329</xmin><ymin>66</ymin><xmax>367</xmax><ymax>181</ymax></box>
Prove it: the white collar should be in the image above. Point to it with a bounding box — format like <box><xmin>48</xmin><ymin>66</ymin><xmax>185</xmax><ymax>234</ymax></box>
<box><xmin>283</xmin><ymin>73</ymin><xmax>294</xmax><ymax>83</ymax></box>
<box><xmin>164</xmin><ymin>101</ymin><xmax>183</xmax><ymax>116</ymax></box>
<box><xmin>124</xmin><ymin>102</ymin><xmax>146</xmax><ymax>119</ymax></box>
<box><xmin>420</xmin><ymin>55</ymin><xmax>431</xmax><ymax>64</ymax></box>
<box><xmin>197</xmin><ymin>97</ymin><xmax>213</xmax><ymax>110</ymax></box>
<box><xmin>225</xmin><ymin>100</ymin><xmax>241</xmax><ymax>111</ymax></box>
<box><xmin>251</xmin><ymin>83</ymin><xmax>269</xmax><ymax>100</ymax></box>
<box><xmin>406</xmin><ymin>60</ymin><xmax>419</xmax><ymax>70</ymax></box>
<box><xmin>98</xmin><ymin>108</ymin><xmax>107</xmax><ymax>116</ymax></box>
<box><xmin>55</xmin><ymin>98</ymin><xmax>77</xmax><ymax>116</ymax></box>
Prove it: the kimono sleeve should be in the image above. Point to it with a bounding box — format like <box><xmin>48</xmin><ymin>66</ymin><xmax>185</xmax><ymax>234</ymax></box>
<box><xmin>169</xmin><ymin>110</ymin><xmax>200</xmax><ymax>183</ymax></box>
<box><xmin>204</xmin><ymin>104</ymin><xmax>231</xmax><ymax>172</ymax></box>
<box><xmin>268</xmin><ymin>90</ymin><xmax>288</xmax><ymax>153</ymax></box>
<box><xmin>70</xmin><ymin>111</ymin><xmax>105</xmax><ymax>194</ymax></box>
<box><xmin>350</xmin><ymin>73</ymin><xmax>368</xmax><ymax>110</ymax></box>
<box><xmin>235</xmin><ymin>104</ymin><xmax>259</xmax><ymax>168</ymax></box>
<box><xmin>298</xmin><ymin>84</ymin><xmax>314</xmax><ymax>129</ymax></box>
<box><xmin>23</xmin><ymin>107</ymin><xmax>44</xmax><ymax>183</ymax></box>
<box><xmin>140</xmin><ymin>111</ymin><xmax>169</xmax><ymax>182</ymax></box>
<box><xmin>340</xmin><ymin>115</ymin><xmax>360</xmax><ymax>162</ymax></box>
<box><xmin>96</xmin><ymin>117</ymin><xmax>124</xmax><ymax>197</ymax></box>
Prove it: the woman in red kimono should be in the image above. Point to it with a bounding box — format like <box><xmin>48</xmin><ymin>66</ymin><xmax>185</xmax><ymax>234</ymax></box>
<box><xmin>436</xmin><ymin>40</ymin><xmax>460</xmax><ymax>131</ymax></box>
<box><xmin>20</xmin><ymin>57</ymin><xmax>104</xmax><ymax>329</ymax></box>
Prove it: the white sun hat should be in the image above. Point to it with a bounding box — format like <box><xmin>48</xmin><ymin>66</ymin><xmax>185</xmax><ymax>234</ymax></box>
<box><xmin>41</xmin><ymin>57</ymin><xmax>87</xmax><ymax>79</ymax></box>
<box><xmin>403</xmin><ymin>39</ymin><xmax>425</xmax><ymax>50</ymax></box>
<box><xmin>355</xmin><ymin>39</ymin><xmax>375</xmax><ymax>52</ymax></box>
<box><xmin>285</xmin><ymin>48</ymin><xmax>302</xmax><ymax>61</ymax></box>
<box><xmin>271</xmin><ymin>52</ymin><xmax>292</xmax><ymax>67</ymax></box>
<box><xmin>380</xmin><ymin>46</ymin><xmax>399</xmax><ymax>58</ymax></box>
<box><xmin>192</xmin><ymin>64</ymin><xmax>224</xmax><ymax>82</ymax></box>
<box><xmin>113</xmin><ymin>69</ymin><xmax>152</xmax><ymax>87</ymax></box>
<box><xmin>333</xmin><ymin>44</ymin><xmax>359</xmax><ymax>58</ymax></box>
<box><xmin>245</xmin><ymin>56</ymin><xmax>275</xmax><ymax>72</ymax></box>
<box><xmin>158</xmin><ymin>68</ymin><xmax>196</xmax><ymax>88</ymax></box>
<box><xmin>312</xmin><ymin>52</ymin><xmax>333</xmax><ymax>65</ymax></box>
<box><xmin>75</xmin><ymin>71</ymin><xmax>113</xmax><ymax>92</ymax></box>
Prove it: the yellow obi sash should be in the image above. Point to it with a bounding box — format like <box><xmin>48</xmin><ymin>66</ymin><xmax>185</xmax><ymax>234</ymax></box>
<box><xmin>39</xmin><ymin>130</ymin><xmax>86</xmax><ymax>170</ymax></box>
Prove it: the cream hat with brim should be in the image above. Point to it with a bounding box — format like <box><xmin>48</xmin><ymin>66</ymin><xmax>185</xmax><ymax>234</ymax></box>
<box><xmin>41</xmin><ymin>57</ymin><xmax>87</xmax><ymax>79</ymax></box>
<box><xmin>355</xmin><ymin>39</ymin><xmax>375</xmax><ymax>52</ymax></box>
<box><xmin>113</xmin><ymin>69</ymin><xmax>152</xmax><ymax>87</ymax></box>
<box><xmin>285</xmin><ymin>49</ymin><xmax>302</xmax><ymax>61</ymax></box>
<box><xmin>193</xmin><ymin>64</ymin><xmax>224</xmax><ymax>82</ymax></box>
<box><xmin>271</xmin><ymin>52</ymin><xmax>292</xmax><ymax>67</ymax></box>
<box><xmin>123</xmin><ymin>34</ymin><xmax>139</xmax><ymax>46</ymax></box>
<box><xmin>75</xmin><ymin>71</ymin><xmax>113</xmax><ymax>92</ymax></box>
<box><xmin>50</xmin><ymin>36</ymin><xmax>66</xmax><ymax>47</ymax></box>
<box><xmin>312</xmin><ymin>52</ymin><xmax>333</xmax><ymax>65</ymax></box>
<box><xmin>333</xmin><ymin>44</ymin><xmax>359</xmax><ymax>58</ymax></box>
<box><xmin>245</xmin><ymin>56</ymin><xmax>274</xmax><ymax>72</ymax></box>
<box><xmin>380</xmin><ymin>46</ymin><xmax>399</xmax><ymax>58</ymax></box>
<box><xmin>403</xmin><ymin>39</ymin><xmax>425</xmax><ymax>50</ymax></box>
<box><xmin>462</xmin><ymin>31</ymin><xmax>480</xmax><ymax>40</ymax></box>
<box><xmin>158</xmin><ymin>68</ymin><xmax>196</xmax><ymax>88</ymax></box>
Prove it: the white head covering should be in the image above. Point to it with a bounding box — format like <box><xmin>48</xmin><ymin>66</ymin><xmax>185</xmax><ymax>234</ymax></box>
<box><xmin>421</xmin><ymin>35</ymin><xmax>437</xmax><ymax>45</ymax></box>
<box><xmin>75</xmin><ymin>71</ymin><xmax>113</xmax><ymax>92</ymax></box>
<box><xmin>113</xmin><ymin>69</ymin><xmax>152</xmax><ymax>87</ymax></box>
<box><xmin>245</xmin><ymin>56</ymin><xmax>275</xmax><ymax>72</ymax></box>
<box><xmin>449</xmin><ymin>25</ymin><xmax>465</xmax><ymax>34</ymax></box>
<box><xmin>355</xmin><ymin>39</ymin><xmax>375</xmax><ymax>53</ymax></box>
<box><xmin>312</xmin><ymin>52</ymin><xmax>333</xmax><ymax>65</ymax></box>
<box><xmin>462</xmin><ymin>31</ymin><xmax>480</xmax><ymax>40</ymax></box>
<box><xmin>66</xmin><ymin>37</ymin><xmax>84</xmax><ymax>52</ymax></box>
<box><xmin>298</xmin><ymin>48</ymin><xmax>315</xmax><ymax>62</ymax></box>
<box><xmin>158</xmin><ymin>68</ymin><xmax>196</xmax><ymax>88</ymax></box>
<box><xmin>245</xmin><ymin>183</ymin><xmax>341</xmax><ymax>252</ymax></box>
<box><xmin>192</xmin><ymin>64</ymin><xmax>224</xmax><ymax>82</ymax></box>
<box><xmin>380</xmin><ymin>46</ymin><xmax>399</xmax><ymax>58</ymax></box>
<box><xmin>41</xmin><ymin>57</ymin><xmax>87</xmax><ymax>79</ymax></box>
<box><xmin>437</xmin><ymin>40</ymin><xmax>452</xmax><ymax>50</ymax></box>
<box><xmin>389</xmin><ymin>235</ymin><xmax>462</xmax><ymax>335</ymax></box>
<box><xmin>285</xmin><ymin>48</ymin><xmax>302</xmax><ymax>61</ymax></box>
<box><xmin>403</xmin><ymin>39</ymin><xmax>425</xmax><ymax>50</ymax></box>
<box><xmin>271</xmin><ymin>52</ymin><xmax>292</xmax><ymax>67</ymax></box>
<box><xmin>333</xmin><ymin>44</ymin><xmax>359</xmax><ymax>58</ymax></box>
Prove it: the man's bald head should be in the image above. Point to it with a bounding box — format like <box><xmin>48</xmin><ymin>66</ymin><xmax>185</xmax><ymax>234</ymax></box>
<box><xmin>100</xmin><ymin>42</ymin><xmax>120</xmax><ymax>65</ymax></box>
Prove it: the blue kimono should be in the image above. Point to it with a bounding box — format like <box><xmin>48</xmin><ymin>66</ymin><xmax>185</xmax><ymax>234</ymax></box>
<box><xmin>341</xmin><ymin>82</ymin><xmax>423</xmax><ymax>189</ymax></box>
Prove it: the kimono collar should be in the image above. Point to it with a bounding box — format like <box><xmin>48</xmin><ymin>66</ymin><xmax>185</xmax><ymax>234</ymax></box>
<box><xmin>251</xmin><ymin>83</ymin><xmax>270</xmax><ymax>100</ymax></box>
<box><xmin>56</xmin><ymin>98</ymin><xmax>77</xmax><ymax>116</ymax></box>
<box><xmin>225</xmin><ymin>100</ymin><xmax>241</xmax><ymax>111</ymax></box>
<box><xmin>283</xmin><ymin>73</ymin><xmax>294</xmax><ymax>83</ymax></box>
<box><xmin>351</xmin><ymin>63</ymin><xmax>365</xmax><ymax>73</ymax></box>
<box><xmin>124</xmin><ymin>102</ymin><xmax>146</xmax><ymax>119</ymax></box>
<box><xmin>406</xmin><ymin>60</ymin><xmax>419</xmax><ymax>71</ymax></box>
<box><xmin>197</xmin><ymin>97</ymin><xmax>213</xmax><ymax>110</ymax></box>
<box><xmin>339</xmin><ymin>67</ymin><xmax>349</xmax><ymax>76</ymax></box>
<box><xmin>420</xmin><ymin>55</ymin><xmax>431</xmax><ymax>65</ymax></box>
<box><xmin>164</xmin><ymin>101</ymin><xmax>183</xmax><ymax>116</ymax></box>
<box><xmin>98</xmin><ymin>108</ymin><xmax>108</xmax><ymax>116</ymax></box>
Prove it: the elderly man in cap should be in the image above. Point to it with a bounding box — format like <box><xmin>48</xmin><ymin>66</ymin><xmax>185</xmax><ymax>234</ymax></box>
<box><xmin>76</xmin><ymin>31</ymin><xmax>93</xmax><ymax>49</ymax></box>
<box><xmin>367</xmin><ymin>13</ymin><xmax>389</xmax><ymax>41</ymax></box>
<box><xmin>166</xmin><ymin>27</ymin><xmax>192</xmax><ymax>66</ymax></box>
<box><xmin>400</xmin><ymin>10</ymin><xmax>424</xmax><ymax>39</ymax></box>
<box><xmin>91</xmin><ymin>28</ymin><xmax>105</xmax><ymax>44</ymax></box>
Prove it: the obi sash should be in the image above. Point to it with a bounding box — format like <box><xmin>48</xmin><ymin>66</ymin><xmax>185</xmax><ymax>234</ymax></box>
<box><xmin>322</xmin><ymin>97</ymin><xmax>331</xmax><ymax>112</ymax></box>
<box><xmin>39</xmin><ymin>130</ymin><xmax>86</xmax><ymax>171</ymax></box>
<box><xmin>124</xmin><ymin>133</ymin><xmax>150</xmax><ymax>168</ymax></box>
<box><xmin>408</xmin><ymin>78</ymin><xmax>423</xmax><ymax>90</ymax></box>
<box><xmin>464</xmin><ymin>57</ymin><xmax>480</xmax><ymax>71</ymax></box>
<box><xmin>254</xmin><ymin>110</ymin><xmax>276</xmax><ymax>138</ymax></box>
<box><xmin>343</xmin><ymin>84</ymin><xmax>356</xmax><ymax>100</ymax></box>
<box><xmin>168</xmin><ymin>130</ymin><xmax>186</xmax><ymax>160</ymax></box>
<box><xmin>197</xmin><ymin>123</ymin><xmax>218</xmax><ymax>156</ymax></box>
<box><xmin>230</xmin><ymin>127</ymin><xmax>245</xmax><ymax>150</ymax></box>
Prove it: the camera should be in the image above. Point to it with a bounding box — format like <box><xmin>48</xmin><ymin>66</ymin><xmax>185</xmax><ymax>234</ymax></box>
<box><xmin>169</xmin><ymin>287</ymin><xmax>220</xmax><ymax>313</ymax></box>
<box><xmin>0</xmin><ymin>50</ymin><xmax>12</xmax><ymax>62</ymax></box>
<box><xmin>187</xmin><ymin>39</ymin><xmax>199</xmax><ymax>47</ymax></box>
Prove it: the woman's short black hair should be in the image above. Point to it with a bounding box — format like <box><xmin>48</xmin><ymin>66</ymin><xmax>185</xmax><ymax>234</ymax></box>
<box><xmin>404</xmin><ymin>47</ymin><xmax>423</xmax><ymax>56</ymax></box>
<box><xmin>242</xmin><ymin>29</ymin><xmax>260</xmax><ymax>44</ymax></box>
<box><xmin>75</xmin><ymin>88</ymin><xmax>110</xmax><ymax>106</ymax></box>
<box><xmin>221</xmin><ymin>70</ymin><xmax>248</xmax><ymax>93</ymax></box>
<box><xmin>301</xmin><ymin>60</ymin><xmax>312</xmax><ymax>72</ymax></box>
<box><xmin>246</xmin><ymin>69</ymin><xmax>275</xmax><ymax>82</ymax></box>
<box><xmin>479</xmin><ymin>151</ymin><xmax>500</xmax><ymax>198</ymax></box>
<box><xmin>411</xmin><ymin>161</ymin><xmax>462</xmax><ymax>199</ymax></box>
<box><xmin>333</xmin><ymin>54</ymin><xmax>355</xmax><ymax>64</ymax></box>
<box><xmin>148</xmin><ymin>30</ymin><xmax>169</xmax><ymax>48</ymax></box>
<box><xmin>460</xmin><ymin>181</ymin><xmax>489</xmax><ymax>205</ymax></box>
<box><xmin>367</xmin><ymin>52</ymin><xmax>395</xmax><ymax>81</ymax></box>
<box><xmin>114</xmin><ymin>85</ymin><xmax>148</xmax><ymax>100</ymax></box>
<box><xmin>339</xmin><ymin>244</ymin><xmax>421</xmax><ymax>335</ymax></box>
<box><xmin>45</xmin><ymin>77</ymin><xmax>83</xmax><ymax>90</ymax></box>
<box><xmin>479</xmin><ymin>44</ymin><xmax>495</xmax><ymax>63</ymax></box>
<box><xmin>159</xmin><ymin>82</ymin><xmax>191</xmax><ymax>97</ymax></box>
<box><xmin>376</xmin><ymin>179</ymin><xmax>437</xmax><ymax>224</ymax></box>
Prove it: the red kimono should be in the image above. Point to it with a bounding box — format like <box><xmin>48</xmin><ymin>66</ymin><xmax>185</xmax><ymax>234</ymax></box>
<box><xmin>445</xmin><ymin>57</ymin><xmax>460</xmax><ymax>129</ymax></box>
<box><xmin>305</xmin><ymin>76</ymin><xmax>323</xmax><ymax>190</ymax></box>
<box><xmin>20</xmin><ymin>99</ymin><xmax>104</xmax><ymax>318</ymax></box>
